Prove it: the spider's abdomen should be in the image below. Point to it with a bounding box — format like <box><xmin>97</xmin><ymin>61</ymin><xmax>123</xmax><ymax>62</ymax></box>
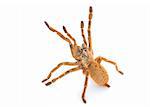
<box><xmin>88</xmin><ymin>61</ymin><xmax>109</xmax><ymax>86</ymax></box>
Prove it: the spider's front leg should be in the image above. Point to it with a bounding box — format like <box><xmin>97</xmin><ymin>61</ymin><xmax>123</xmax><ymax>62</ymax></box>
<box><xmin>63</xmin><ymin>26</ymin><xmax>77</xmax><ymax>45</ymax></box>
<box><xmin>80</xmin><ymin>21</ymin><xmax>87</xmax><ymax>46</ymax></box>
<box><xmin>42</xmin><ymin>62</ymin><xmax>78</xmax><ymax>83</ymax></box>
<box><xmin>81</xmin><ymin>70</ymin><xmax>89</xmax><ymax>103</ymax></box>
<box><xmin>95</xmin><ymin>56</ymin><xmax>124</xmax><ymax>75</ymax></box>
<box><xmin>44</xmin><ymin>21</ymin><xmax>72</xmax><ymax>45</ymax></box>
<box><xmin>45</xmin><ymin>67</ymin><xmax>80</xmax><ymax>86</ymax></box>
<box><xmin>87</xmin><ymin>6</ymin><xmax>93</xmax><ymax>51</ymax></box>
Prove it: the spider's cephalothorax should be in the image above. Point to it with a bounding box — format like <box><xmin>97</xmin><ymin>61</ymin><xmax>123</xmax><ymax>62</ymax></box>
<box><xmin>42</xmin><ymin>6</ymin><xmax>123</xmax><ymax>104</ymax></box>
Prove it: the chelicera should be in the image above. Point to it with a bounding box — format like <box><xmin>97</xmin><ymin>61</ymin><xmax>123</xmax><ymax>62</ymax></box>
<box><xmin>42</xmin><ymin>6</ymin><xmax>123</xmax><ymax>103</ymax></box>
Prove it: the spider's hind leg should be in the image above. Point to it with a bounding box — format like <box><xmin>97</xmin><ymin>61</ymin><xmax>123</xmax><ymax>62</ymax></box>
<box><xmin>104</xmin><ymin>83</ymin><xmax>111</xmax><ymax>88</ymax></box>
<box><xmin>81</xmin><ymin>70</ymin><xmax>89</xmax><ymax>104</ymax></box>
<box><xmin>95</xmin><ymin>56</ymin><xmax>123</xmax><ymax>75</ymax></box>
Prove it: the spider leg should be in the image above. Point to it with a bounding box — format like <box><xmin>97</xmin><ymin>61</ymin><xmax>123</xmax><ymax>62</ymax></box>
<box><xmin>42</xmin><ymin>62</ymin><xmax>78</xmax><ymax>83</ymax></box>
<box><xmin>80</xmin><ymin>21</ymin><xmax>87</xmax><ymax>46</ymax></box>
<box><xmin>87</xmin><ymin>6</ymin><xmax>93</xmax><ymax>51</ymax></box>
<box><xmin>104</xmin><ymin>83</ymin><xmax>111</xmax><ymax>88</ymax></box>
<box><xmin>95</xmin><ymin>56</ymin><xmax>124</xmax><ymax>75</ymax></box>
<box><xmin>81</xmin><ymin>70</ymin><xmax>89</xmax><ymax>104</ymax></box>
<box><xmin>44</xmin><ymin>21</ymin><xmax>72</xmax><ymax>45</ymax></box>
<box><xmin>45</xmin><ymin>67</ymin><xmax>80</xmax><ymax>86</ymax></box>
<box><xmin>63</xmin><ymin>26</ymin><xmax>77</xmax><ymax>45</ymax></box>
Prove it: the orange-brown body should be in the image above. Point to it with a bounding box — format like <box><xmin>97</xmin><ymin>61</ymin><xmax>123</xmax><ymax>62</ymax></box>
<box><xmin>79</xmin><ymin>46</ymin><xmax>109</xmax><ymax>86</ymax></box>
<box><xmin>89</xmin><ymin>61</ymin><xmax>109</xmax><ymax>86</ymax></box>
<box><xmin>42</xmin><ymin>6</ymin><xmax>123</xmax><ymax>104</ymax></box>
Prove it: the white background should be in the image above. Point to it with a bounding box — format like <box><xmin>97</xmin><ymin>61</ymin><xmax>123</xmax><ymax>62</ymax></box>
<box><xmin>0</xmin><ymin>0</ymin><xmax>150</xmax><ymax>107</ymax></box>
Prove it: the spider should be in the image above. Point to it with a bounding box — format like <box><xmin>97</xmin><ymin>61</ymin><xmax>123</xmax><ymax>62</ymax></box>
<box><xmin>42</xmin><ymin>6</ymin><xmax>123</xmax><ymax>103</ymax></box>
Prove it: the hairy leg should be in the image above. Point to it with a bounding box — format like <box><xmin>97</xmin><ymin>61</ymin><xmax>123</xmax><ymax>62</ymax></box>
<box><xmin>42</xmin><ymin>62</ymin><xmax>78</xmax><ymax>82</ymax></box>
<box><xmin>81</xmin><ymin>70</ymin><xmax>89</xmax><ymax>103</ymax></box>
<box><xmin>45</xmin><ymin>67</ymin><xmax>80</xmax><ymax>86</ymax></box>
<box><xmin>63</xmin><ymin>26</ymin><xmax>77</xmax><ymax>45</ymax></box>
<box><xmin>44</xmin><ymin>21</ymin><xmax>79</xmax><ymax>60</ymax></box>
<box><xmin>87</xmin><ymin>6</ymin><xmax>93</xmax><ymax>51</ymax></box>
<box><xmin>104</xmin><ymin>83</ymin><xmax>111</xmax><ymax>88</ymax></box>
<box><xmin>80</xmin><ymin>21</ymin><xmax>87</xmax><ymax>46</ymax></box>
<box><xmin>95</xmin><ymin>56</ymin><xmax>123</xmax><ymax>75</ymax></box>
<box><xmin>44</xmin><ymin>21</ymin><xmax>72</xmax><ymax>45</ymax></box>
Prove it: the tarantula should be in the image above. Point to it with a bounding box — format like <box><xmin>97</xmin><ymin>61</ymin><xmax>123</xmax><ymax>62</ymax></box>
<box><xmin>42</xmin><ymin>6</ymin><xmax>123</xmax><ymax>103</ymax></box>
